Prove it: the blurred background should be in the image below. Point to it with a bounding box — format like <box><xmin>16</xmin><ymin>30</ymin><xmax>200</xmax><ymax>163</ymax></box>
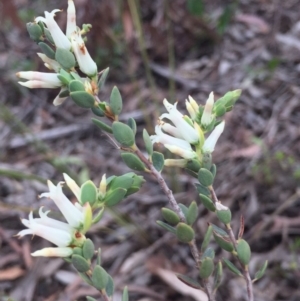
<box><xmin>0</xmin><ymin>0</ymin><xmax>300</xmax><ymax>300</ymax></box>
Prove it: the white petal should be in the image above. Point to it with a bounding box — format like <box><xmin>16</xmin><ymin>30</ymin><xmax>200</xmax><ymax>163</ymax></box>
<box><xmin>161</xmin><ymin>99</ymin><xmax>199</xmax><ymax>144</ymax></box>
<box><xmin>203</xmin><ymin>121</ymin><xmax>225</xmax><ymax>153</ymax></box>
<box><xmin>164</xmin><ymin>144</ymin><xmax>197</xmax><ymax>159</ymax></box>
<box><xmin>53</xmin><ymin>89</ymin><xmax>68</xmax><ymax>106</ymax></box>
<box><xmin>161</xmin><ymin>123</ymin><xmax>184</xmax><ymax>139</ymax></box>
<box><xmin>40</xmin><ymin>180</ymin><xmax>84</xmax><ymax>228</ymax></box>
<box><xmin>201</xmin><ymin>92</ymin><xmax>214</xmax><ymax>126</ymax></box>
<box><xmin>66</xmin><ymin>0</ymin><xmax>77</xmax><ymax>37</ymax></box>
<box><xmin>71</xmin><ymin>31</ymin><xmax>97</xmax><ymax>76</ymax></box>
<box><xmin>17</xmin><ymin>72</ymin><xmax>61</xmax><ymax>86</ymax></box>
<box><xmin>63</xmin><ymin>173</ymin><xmax>80</xmax><ymax>200</ymax></box>
<box><xmin>18</xmin><ymin>80</ymin><xmax>61</xmax><ymax>89</ymax></box>
<box><xmin>37</xmin><ymin>53</ymin><xmax>61</xmax><ymax>72</ymax></box>
<box><xmin>31</xmin><ymin>247</ymin><xmax>73</xmax><ymax>257</ymax></box>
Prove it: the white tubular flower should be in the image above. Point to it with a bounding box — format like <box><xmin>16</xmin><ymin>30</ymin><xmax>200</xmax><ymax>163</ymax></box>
<box><xmin>40</xmin><ymin>180</ymin><xmax>84</xmax><ymax>229</ymax></box>
<box><xmin>99</xmin><ymin>174</ymin><xmax>107</xmax><ymax>198</ymax></box>
<box><xmin>35</xmin><ymin>10</ymin><xmax>71</xmax><ymax>50</ymax></box>
<box><xmin>37</xmin><ymin>53</ymin><xmax>61</xmax><ymax>72</ymax></box>
<box><xmin>164</xmin><ymin>159</ymin><xmax>188</xmax><ymax>167</ymax></box>
<box><xmin>16</xmin><ymin>72</ymin><xmax>61</xmax><ymax>88</ymax></box>
<box><xmin>188</xmin><ymin>96</ymin><xmax>199</xmax><ymax>112</ymax></box>
<box><xmin>66</xmin><ymin>0</ymin><xmax>77</xmax><ymax>37</ymax></box>
<box><xmin>71</xmin><ymin>31</ymin><xmax>97</xmax><ymax>76</ymax></box>
<box><xmin>151</xmin><ymin>125</ymin><xmax>192</xmax><ymax>151</ymax></box>
<box><xmin>17</xmin><ymin>209</ymin><xmax>75</xmax><ymax>248</ymax></box>
<box><xmin>185</xmin><ymin>99</ymin><xmax>197</xmax><ymax>119</ymax></box>
<box><xmin>164</xmin><ymin>144</ymin><xmax>197</xmax><ymax>159</ymax></box>
<box><xmin>161</xmin><ymin>122</ymin><xmax>184</xmax><ymax>139</ymax></box>
<box><xmin>53</xmin><ymin>88</ymin><xmax>68</xmax><ymax>106</ymax></box>
<box><xmin>63</xmin><ymin>173</ymin><xmax>81</xmax><ymax>200</ymax></box>
<box><xmin>32</xmin><ymin>247</ymin><xmax>73</xmax><ymax>257</ymax></box>
<box><xmin>202</xmin><ymin>121</ymin><xmax>225</xmax><ymax>153</ymax></box>
<box><xmin>160</xmin><ymin>99</ymin><xmax>199</xmax><ymax>144</ymax></box>
<box><xmin>201</xmin><ymin>92</ymin><xmax>214</xmax><ymax>126</ymax></box>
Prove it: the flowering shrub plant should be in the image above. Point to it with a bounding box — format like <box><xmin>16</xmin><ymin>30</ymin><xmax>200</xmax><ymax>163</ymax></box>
<box><xmin>16</xmin><ymin>1</ymin><xmax>268</xmax><ymax>301</ymax></box>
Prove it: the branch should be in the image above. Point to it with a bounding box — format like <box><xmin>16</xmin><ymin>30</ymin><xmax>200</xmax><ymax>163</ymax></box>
<box><xmin>209</xmin><ymin>186</ymin><xmax>254</xmax><ymax>301</ymax></box>
<box><xmin>134</xmin><ymin>148</ymin><xmax>215</xmax><ymax>301</ymax></box>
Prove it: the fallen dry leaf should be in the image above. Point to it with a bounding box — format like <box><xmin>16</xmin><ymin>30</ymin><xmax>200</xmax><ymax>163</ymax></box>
<box><xmin>0</xmin><ymin>266</ymin><xmax>25</xmax><ymax>280</ymax></box>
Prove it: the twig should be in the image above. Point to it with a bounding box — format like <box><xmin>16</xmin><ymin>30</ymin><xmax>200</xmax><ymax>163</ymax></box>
<box><xmin>99</xmin><ymin>290</ymin><xmax>110</xmax><ymax>301</ymax></box>
<box><xmin>134</xmin><ymin>148</ymin><xmax>215</xmax><ymax>301</ymax></box>
<box><xmin>209</xmin><ymin>186</ymin><xmax>254</xmax><ymax>301</ymax></box>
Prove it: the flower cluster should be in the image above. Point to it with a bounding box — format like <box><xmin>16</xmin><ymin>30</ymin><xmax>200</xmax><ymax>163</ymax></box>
<box><xmin>16</xmin><ymin>0</ymin><xmax>98</xmax><ymax>106</ymax></box>
<box><xmin>17</xmin><ymin>174</ymin><xmax>92</xmax><ymax>257</ymax></box>
<box><xmin>150</xmin><ymin>94</ymin><xmax>225</xmax><ymax>163</ymax></box>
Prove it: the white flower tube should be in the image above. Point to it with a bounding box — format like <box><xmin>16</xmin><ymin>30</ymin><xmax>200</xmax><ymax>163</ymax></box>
<box><xmin>164</xmin><ymin>144</ymin><xmax>197</xmax><ymax>159</ymax></box>
<box><xmin>18</xmin><ymin>210</ymin><xmax>74</xmax><ymax>247</ymax></box>
<box><xmin>63</xmin><ymin>173</ymin><xmax>81</xmax><ymax>200</ymax></box>
<box><xmin>18</xmin><ymin>80</ymin><xmax>61</xmax><ymax>89</ymax></box>
<box><xmin>16</xmin><ymin>72</ymin><xmax>61</xmax><ymax>87</ymax></box>
<box><xmin>53</xmin><ymin>88</ymin><xmax>68</xmax><ymax>106</ymax></box>
<box><xmin>99</xmin><ymin>174</ymin><xmax>107</xmax><ymax>198</ymax></box>
<box><xmin>150</xmin><ymin>125</ymin><xmax>192</xmax><ymax>151</ymax></box>
<box><xmin>36</xmin><ymin>10</ymin><xmax>71</xmax><ymax>50</ymax></box>
<box><xmin>201</xmin><ymin>92</ymin><xmax>214</xmax><ymax>126</ymax></box>
<box><xmin>161</xmin><ymin>122</ymin><xmax>184</xmax><ymax>139</ymax></box>
<box><xmin>40</xmin><ymin>180</ymin><xmax>84</xmax><ymax>229</ymax></box>
<box><xmin>202</xmin><ymin>121</ymin><xmax>225</xmax><ymax>153</ymax></box>
<box><xmin>160</xmin><ymin>99</ymin><xmax>199</xmax><ymax>144</ymax></box>
<box><xmin>37</xmin><ymin>53</ymin><xmax>61</xmax><ymax>72</ymax></box>
<box><xmin>66</xmin><ymin>0</ymin><xmax>77</xmax><ymax>38</ymax></box>
<box><xmin>71</xmin><ymin>31</ymin><xmax>97</xmax><ymax>76</ymax></box>
<box><xmin>32</xmin><ymin>247</ymin><xmax>73</xmax><ymax>257</ymax></box>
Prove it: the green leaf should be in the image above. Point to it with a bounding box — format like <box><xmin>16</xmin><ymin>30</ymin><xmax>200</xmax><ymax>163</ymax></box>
<box><xmin>70</xmin><ymin>91</ymin><xmax>95</xmax><ymax>108</ymax></box>
<box><xmin>105</xmin><ymin>274</ymin><xmax>115</xmax><ymax>297</ymax></box>
<box><xmin>199</xmin><ymin>258</ymin><xmax>214</xmax><ymax>279</ymax></box>
<box><xmin>176</xmin><ymin>223</ymin><xmax>195</xmax><ymax>243</ymax></box>
<box><xmin>58</xmin><ymin>89</ymin><xmax>70</xmax><ymax>98</ymax></box>
<box><xmin>212</xmin><ymin>224</ymin><xmax>234</xmax><ymax>252</ymax></box>
<box><xmin>236</xmin><ymin>239</ymin><xmax>251</xmax><ymax>266</ymax></box>
<box><xmin>55</xmin><ymin>48</ymin><xmax>76</xmax><ymax>70</ymax></box>
<box><xmin>26</xmin><ymin>22</ymin><xmax>43</xmax><ymax>41</ymax></box>
<box><xmin>86</xmin><ymin>297</ymin><xmax>97</xmax><ymax>301</ymax></box>
<box><xmin>198</xmin><ymin>168</ymin><xmax>214</xmax><ymax>187</ymax></box>
<box><xmin>202</xmin><ymin>153</ymin><xmax>212</xmax><ymax>170</ymax></box>
<box><xmin>92</xmin><ymin>118</ymin><xmax>113</xmax><ymax>134</ymax></box>
<box><xmin>44</xmin><ymin>27</ymin><xmax>54</xmax><ymax>44</ymax></box>
<box><xmin>176</xmin><ymin>274</ymin><xmax>202</xmax><ymax>289</ymax></box>
<box><xmin>152</xmin><ymin>151</ymin><xmax>164</xmax><ymax>172</ymax></box>
<box><xmin>254</xmin><ymin>260</ymin><xmax>268</xmax><ymax>282</ymax></box>
<box><xmin>73</xmin><ymin>247</ymin><xmax>83</xmax><ymax>256</ymax></box>
<box><xmin>69</xmin><ymin>80</ymin><xmax>85</xmax><ymax>92</ymax></box>
<box><xmin>127</xmin><ymin>118</ymin><xmax>137</xmax><ymax>135</ymax></box>
<box><xmin>201</xmin><ymin>225</ymin><xmax>213</xmax><ymax>252</ymax></box>
<box><xmin>91</xmin><ymin>105</ymin><xmax>105</xmax><ymax>117</ymax></box>
<box><xmin>104</xmin><ymin>188</ymin><xmax>127</xmax><ymax>207</ymax></box>
<box><xmin>186</xmin><ymin>159</ymin><xmax>201</xmax><ymax>173</ymax></box>
<box><xmin>82</xmin><ymin>239</ymin><xmax>95</xmax><ymax>260</ymax></box>
<box><xmin>223</xmin><ymin>258</ymin><xmax>242</xmax><ymax>276</ymax></box>
<box><xmin>97</xmin><ymin>248</ymin><xmax>102</xmax><ymax>266</ymax></box>
<box><xmin>199</xmin><ymin>194</ymin><xmax>216</xmax><ymax>212</ymax></box>
<box><xmin>92</xmin><ymin>207</ymin><xmax>105</xmax><ymax>224</ymax></box>
<box><xmin>161</xmin><ymin>208</ymin><xmax>180</xmax><ymax>225</ymax></box>
<box><xmin>143</xmin><ymin>129</ymin><xmax>153</xmax><ymax>156</ymax></box>
<box><xmin>210</xmin><ymin>164</ymin><xmax>217</xmax><ymax>178</ymax></box>
<box><xmin>178</xmin><ymin>203</ymin><xmax>188</xmax><ymax>219</ymax></box>
<box><xmin>156</xmin><ymin>220</ymin><xmax>176</xmax><ymax>234</ymax></box>
<box><xmin>109</xmin><ymin>174</ymin><xmax>134</xmax><ymax>191</ymax></box>
<box><xmin>72</xmin><ymin>254</ymin><xmax>90</xmax><ymax>273</ymax></box>
<box><xmin>80</xmin><ymin>180</ymin><xmax>98</xmax><ymax>205</ymax></box>
<box><xmin>122</xmin><ymin>286</ymin><xmax>129</xmax><ymax>301</ymax></box>
<box><xmin>121</xmin><ymin>153</ymin><xmax>146</xmax><ymax>171</ymax></box>
<box><xmin>110</xmin><ymin>86</ymin><xmax>122</xmax><ymax>115</ymax></box>
<box><xmin>98</xmin><ymin>67</ymin><xmax>110</xmax><ymax>90</ymax></box>
<box><xmin>112</xmin><ymin>122</ymin><xmax>135</xmax><ymax>147</ymax></box>
<box><xmin>195</xmin><ymin>183</ymin><xmax>210</xmax><ymax>197</ymax></box>
<box><xmin>38</xmin><ymin>42</ymin><xmax>55</xmax><ymax>59</ymax></box>
<box><xmin>213</xmin><ymin>260</ymin><xmax>223</xmax><ymax>292</ymax></box>
<box><xmin>78</xmin><ymin>272</ymin><xmax>93</xmax><ymax>285</ymax></box>
<box><xmin>70</xmin><ymin>71</ymin><xmax>82</xmax><ymax>81</ymax></box>
<box><xmin>187</xmin><ymin>201</ymin><xmax>198</xmax><ymax>225</ymax></box>
<box><xmin>202</xmin><ymin>247</ymin><xmax>215</xmax><ymax>260</ymax></box>
<box><xmin>216</xmin><ymin>208</ymin><xmax>232</xmax><ymax>224</ymax></box>
<box><xmin>92</xmin><ymin>265</ymin><xmax>108</xmax><ymax>290</ymax></box>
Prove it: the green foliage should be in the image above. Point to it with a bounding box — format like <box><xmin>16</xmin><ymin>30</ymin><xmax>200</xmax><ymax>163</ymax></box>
<box><xmin>198</xmin><ymin>168</ymin><xmax>214</xmax><ymax>187</ymax></box>
<box><xmin>121</xmin><ymin>153</ymin><xmax>146</xmax><ymax>171</ymax></box>
<box><xmin>237</xmin><ymin>239</ymin><xmax>251</xmax><ymax>266</ymax></box>
<box><xmin>122</xmin><ymin>286</ymin><xmax>129</xmax><ymax>301</ymax></box>
<box><xmin>80</xmin><ymin>180</ymin><xmax>98</xmax><ymax>206</ymax></box>
<box><xmin>161</xmin><ymin>208</ymin><xmax>180</xmax><ymax>225</ymax></box>
<box><xmin>187</xmin><ymin>0</ymin><xmax>204</xmax><ymax>16</ymax></box>
<box><xmin>199</xmin><ymin>194</ymin><xmax>216</xmax><ymax>212</ymax></box>
<box><xmin>152</xmin><ymin>151</ymin><xmax>164</xmax><ymax>172</ymax></box>
<box><xmin>187</xmin><ymin>201</ymin><xmax>198</xmax><ymax>225</ymax></box>
<box><xmin>72</xmin><ymin>254</ymin><xmax>90</xmax><ymax>273</ymax></box>
<box><xmin>92</xmin><ymin>118</ymin><xmax>113</xmax><ymax>133</ymax></box>
<box><xmin>156</xmin><ymin>220</ymin><xmax>176</xmax><ymax>234</ymax></box>
<box><xmin>254</xmin><ymin>260</ymin><xmax>268</xmax><ymax>282</ymax></box>
<box><xmin>176</xmin><ymin>274</ymin><xmax>202</xmax><ymax>289</ymax></box>
<box><xmin>223</xmin><ymin>258</ymin><xmax>242</xmax><ymax>276</ymax></box>
<box><xmin>216</xmin><ymin>208</ymin><xmax>232</xmax><ymax>224</ymax></box>
<box><xmin>199</xmin><ymin>257</ymin><xmax>214</xmax><ymax>279</ymax></box>
<box><xmin>55</xmin><ymin>48</ymin><xmax>76</xmax><ymax>70</ymax></box>
<box><xmin>127</xmin><ymin>118</ymin><xmax>137</xmax><ymax>135</ymax></box>
<box><xmin>70</xmin><ymin>91</ymin><xmax>95</xmax><ymax>108</ymax></box>
<box><xmin>110</xmin><ymin>86</ymin><xmax>123</xmax><ymax>116</ymax></box>
<box><xmin>26</xmin><ymin>22</ymin><xmax>43</xmax><ymax>41</ymax></box>
<box><xmin>176</xmin><ymin>223</ymin><xmax>195</xmax><ymax>243</ymax></box>
<box><xmin>98</xmin><ymin>67</ymin><xmax>110</xmax><ymax>90</ymax></box>
<box><xmin>112</xmin><ymin>122</ymin><xmax>135</xmax><ymax>147</ymax></box>
<box><xmin>201</xmin><ymin>225</ymin><xmax>213</xmax><ymax>252</ymax></box>
<box><xmin>213</xmin><ymin>261</ymin><xmax>223</xmax><ymax>292</ymax></box>
<box><xmin>143</xmin><ymin>129</ymin><xmax>153</xmax><ymax>156</ymax></box>
<box><xmin>69</xmin><ymin>80</ymin><xmax>85</xmax><ymax>92</ymax></box>
<box><xmin>82</xmin><ymin>239</ymin><xmax>95</xmax><ymax>260</ymax></box>
<box><xmin>38</xmin><ymin>42</ymin><xmax>55</xmax><ymax>59</ymax></box>
<box><xmin>92</xmin><ymin>265</ymin><xmax>109</xmax><ymax>290</ymax></box>
<box><xmin>104</xmin><ymin>187</ymin><xmax>127</xmax><ymax>207</ymax></box>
